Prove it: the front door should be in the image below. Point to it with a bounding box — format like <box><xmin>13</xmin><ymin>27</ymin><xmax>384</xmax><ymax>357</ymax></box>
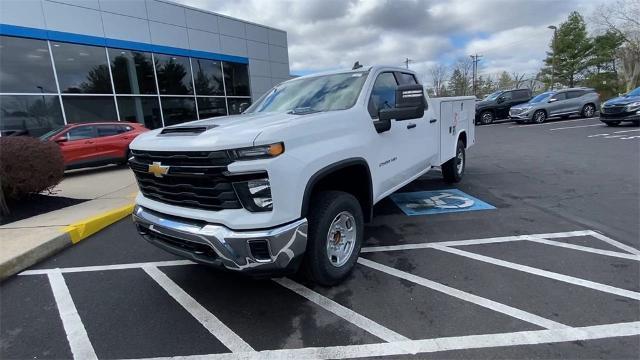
<box><xmin>547</xmin><ymin>92</ymin><xmax>568</xmax><ymax>116</ymax></box>
<box><xmin>57</xmin><ymin>125</ymin><xmax>98</xmax><ymax>166</ymax></box>
<box><xmin>367</xmin><ymin>71</ymin><xmax>426</xmax><ymax>199</ymax></box>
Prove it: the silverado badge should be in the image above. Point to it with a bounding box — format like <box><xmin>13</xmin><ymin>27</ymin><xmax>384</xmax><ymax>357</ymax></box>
<box><xmin>148</xmin><ymin>162</ymin><xmax>169</xmax><ymax>178</ymax></box>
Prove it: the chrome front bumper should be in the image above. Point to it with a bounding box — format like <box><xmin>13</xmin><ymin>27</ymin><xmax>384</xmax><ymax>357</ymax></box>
<box><xmin>132</xmin><ymin>205</ymin><xmax>308</xmax><ymax>273</ymax></box>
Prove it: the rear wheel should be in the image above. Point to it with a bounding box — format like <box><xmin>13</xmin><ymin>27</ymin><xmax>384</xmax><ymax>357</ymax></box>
<box><xmin>533</xmin><ymin>110</ymin><xmax>546</xmax><ymax>124</ymax></box>
<box><xmin>442</xmin><ymin>139</ymin><xmax>465</xmax><ymax>183</ymax></box>
<box><xmin>605</xmin><ymin>121</ymin><xmax>621</xmax><ymax>127</ymax></box>
<box><xmin>480</xmin><ymin>111</ymin><xmax>494</xmax><ymax>125</ymax></box>
<box><xmin>582</xmin><ymin>104</ymin><xmax>596</xmax><ymax>118</ymax></box>
<box><xmin>303</xmin><ymin>191</ymin><xmax>363</xmax><ymax>286</ymax></box>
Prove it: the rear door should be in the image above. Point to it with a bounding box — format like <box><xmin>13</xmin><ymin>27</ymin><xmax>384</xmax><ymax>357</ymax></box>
<box><xmin>566</xmin><ymin>90</ymin><xmax>585</xmax><ymax>113</ymax></box>
<box><xmin>59</xmin><ymin>125</ymin><xmax>98</xmax><ymax>166</ymax></box>
<box><xmin>94</xmin><ymin>124</ymin><xmax>133</xmax><ymax>159</ymax></box>
<box><xmin>495</xmin><ymin>91</ymin><xmax>513</xmax><ymax>119</ymax></box>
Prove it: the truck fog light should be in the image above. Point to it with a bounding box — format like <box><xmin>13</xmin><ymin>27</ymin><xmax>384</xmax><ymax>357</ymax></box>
<box><xmin>234</xmin><ymin>179</ymin><xmax>273</xmax><ymax>211</ymax></box>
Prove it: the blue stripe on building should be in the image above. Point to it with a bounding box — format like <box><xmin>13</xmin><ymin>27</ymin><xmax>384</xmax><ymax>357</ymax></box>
<box><xmin>0</xmin><ymin>23</ymin><xmax>248</xmax><ymax>64</ymax></box>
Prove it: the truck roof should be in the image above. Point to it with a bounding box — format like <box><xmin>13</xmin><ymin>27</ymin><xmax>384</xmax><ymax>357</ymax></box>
<box><xmin>290</xmin><ymin>65</ymin><xmax>417</xmax><ymax>82</ymax></box>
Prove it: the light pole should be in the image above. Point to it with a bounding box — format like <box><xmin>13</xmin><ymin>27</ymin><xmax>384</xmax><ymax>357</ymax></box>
<box><xmin>548</xmin><ymin>25</ymin><xmax>557</xmax><ymax>90</ymax></box>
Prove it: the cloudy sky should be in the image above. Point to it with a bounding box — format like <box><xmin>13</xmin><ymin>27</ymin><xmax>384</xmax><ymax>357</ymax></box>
<box><xmin>175</xmin><ymin>0</ymin><xmax>601</xmax><ymax>83</ymax></box>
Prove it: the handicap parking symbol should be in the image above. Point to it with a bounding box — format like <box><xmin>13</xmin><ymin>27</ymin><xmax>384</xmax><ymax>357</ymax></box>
<box><xmin>390</xmin><ymin>189</ymin><xmax>495</xmax><ymax>216</ymax></box>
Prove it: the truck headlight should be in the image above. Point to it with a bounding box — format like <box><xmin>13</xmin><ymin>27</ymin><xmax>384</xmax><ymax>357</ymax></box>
<box><xmin>233</xmin><ymin>178</ymin><xmax>273</xmax><ymax>211</ymax></box>
<box><xmin>626</xmin><ymin>101</ymin><xmax>640</xmax><ymax>111</ymax></box>
<box><xmin>230</xmin><ymin>142</ymin><xmax>284</xmax><ymax>160</ymax></box>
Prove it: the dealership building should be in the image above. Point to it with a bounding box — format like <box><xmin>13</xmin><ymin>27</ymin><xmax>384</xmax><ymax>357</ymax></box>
<box><xmin>0</xmin><ymin>0</ymin><xmax>290</xmax><ymax>136</ymax></box>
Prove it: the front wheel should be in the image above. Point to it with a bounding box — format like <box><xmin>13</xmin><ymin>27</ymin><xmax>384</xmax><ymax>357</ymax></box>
<box><xmin>533</xmin><ymin>110</ymin><xmax>547</xmax><ymax>124</ymax></box>
<box><xmin>442</xmin><ymin>139</ymin><xmax>465</xmax><ymax>183</ymax></box>
<box><xmin>303</xmin><ymin>191</ymin><xmax>363</xmax><ymax>286</ymax></box>
<box><xmin>479</xmin><ymin>111</ymin><xmax>494</xmax><ymax>125</ymax></box>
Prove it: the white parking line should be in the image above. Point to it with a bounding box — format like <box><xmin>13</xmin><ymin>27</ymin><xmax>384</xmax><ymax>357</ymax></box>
<box><xmin>126</xmin><ymin>321</ymin><xmax>640</xmax><ymax>360</ymax></box>
<box><xmin>431</xmin><ymin>245</ymin><xmax>640</xmax><ymax>300</ymax></box>
<box><xmin>587</xmin><ymin>231</ymin><xmax>640</xmax><ymax>255</ymax></box>
<box><xmin>358</xmin><ymin>258</ymin><xmax>569</xmax><ymax>330</ymax></box>
<box><xmin>20</xmin><ymin>259</ymin><xmax>195</xmax><ymax>275</ymax></box>
<box><xmin>273</xmin><ymin>277</ymin><xmax>413</xmax><ymax>352</ymax></box>
<box><xmin>527</xmin><ymin>238</ymin><xmax>640</xmax><ymax>261</ymax></box>
<box><xmin>614</xmin><ymin>129</ymin><xmax>640</xmax><ymax>134</ymax></box>
<box><xmin>48</xmin><ymin>270</ymin><xmax>98</xmax><ymax>360</ymax></box>
<box><xmin>508</xmin><ymin>117</ymin><xmax>599</xmax><ymax>128</ymax></box>
<box><xmin>143</xmin><ymin>266</ymin><xmax>254</xmax><ymax>353</ymax></box>
<box><xmin>549</xmin><ymin>124</ymin><xmax>603</xmax><ymax>131</ymax></box>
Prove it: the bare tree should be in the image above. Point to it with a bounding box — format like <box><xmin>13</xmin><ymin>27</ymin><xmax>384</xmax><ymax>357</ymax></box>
<box><xmin>592</xmin><ymin>0</ymin><xmax>640</xmax><ymax>91</ymax></box>
<box><xmin>428</xmin><ymin>64</ymin><xmax>449</xmax><ymax>97</ymax></box>
<box><xmin>511</xmin><ymin>72</ymin><xmax>527</xmax><ymax>89</ymax></box>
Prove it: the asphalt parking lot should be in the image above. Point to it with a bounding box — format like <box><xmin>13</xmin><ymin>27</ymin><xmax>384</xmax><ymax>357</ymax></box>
<box><xmin>2</xmin><ymin>116</ymin><xmax>639</xmax><ymax>359</ymax></box>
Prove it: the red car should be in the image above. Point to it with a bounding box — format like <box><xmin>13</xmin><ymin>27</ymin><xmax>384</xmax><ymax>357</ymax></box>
<box><xmin>41</xmin><ymin>122</ymin><xmax>148</xmax><ymax>169</ymax></box>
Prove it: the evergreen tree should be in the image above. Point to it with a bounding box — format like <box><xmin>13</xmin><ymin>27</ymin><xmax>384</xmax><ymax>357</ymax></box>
<box><xmin>497</xmin><ymin>71</ymin><xmax>513</xmax><ymax>90</ymax></box>
<box><xmin>448</xmin><ymin>69</ymin><xmax>466</xmax><ymax>96</ymax></box>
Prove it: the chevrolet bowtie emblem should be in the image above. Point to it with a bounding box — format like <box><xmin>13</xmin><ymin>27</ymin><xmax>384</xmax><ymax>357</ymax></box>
<box><xmin>148</xmin><ymin>162</ymin><xmax>169</xmax><ymax>178</ymax></box>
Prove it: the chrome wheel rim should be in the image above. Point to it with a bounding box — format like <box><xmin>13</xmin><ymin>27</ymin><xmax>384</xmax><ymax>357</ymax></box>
<box><xmin>534</xmin><ymin>111</ymin><xmax>545</xmax><ymax>123</ymax></box>
<box><xmin>481</xmin><ymin>113</ymin><xmax>492</xmax><ymax>124</ymax></box>
<box><xmin>456</xmin><ymin>148</ymin><xmax>464</xmax><ymax>175</ymax></box>
<box><xmin>584</xmin><ymin>105</ymin><xmax>594</xmax><ymax>117</ymax></box>
<box><xmin>326</xmin><ymin>211</ymin><xmax>356</xmax><ymax>267</ymax></box>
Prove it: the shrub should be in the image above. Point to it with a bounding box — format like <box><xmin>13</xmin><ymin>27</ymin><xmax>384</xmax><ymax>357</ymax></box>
<box><xmin>0</xmin><ymin>137</ymin><xmax>64</xmax><ymax>201</ymax></box>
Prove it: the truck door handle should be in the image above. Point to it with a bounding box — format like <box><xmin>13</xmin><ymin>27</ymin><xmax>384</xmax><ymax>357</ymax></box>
<box><xmin>430</xmin><ymin>119</ymin><xmax>437</xmax><ymax>123</ymax></box>
<box><xmin>407</xmin><ymin>123</ymin><xmax>416</xmax><ymax>129</ymax></box>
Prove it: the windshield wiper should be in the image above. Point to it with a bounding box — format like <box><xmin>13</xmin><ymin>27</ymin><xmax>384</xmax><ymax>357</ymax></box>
<box><xmin>288</xmin><ymin>107</ymin><xmax>322</xmax><ymax>115</ymax></box>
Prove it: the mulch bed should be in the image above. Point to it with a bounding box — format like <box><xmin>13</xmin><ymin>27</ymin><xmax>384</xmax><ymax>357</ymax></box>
<box><xmin>0</xmin><ymin>194</ymin><xmax>88</xmax><ymax>226</ymax></box>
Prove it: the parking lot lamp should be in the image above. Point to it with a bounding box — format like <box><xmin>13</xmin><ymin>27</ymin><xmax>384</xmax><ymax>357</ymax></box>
<box><xmin>548</xmin><ymin>25</ymin><xmax>557</xmax><ymax>90</ymax></box>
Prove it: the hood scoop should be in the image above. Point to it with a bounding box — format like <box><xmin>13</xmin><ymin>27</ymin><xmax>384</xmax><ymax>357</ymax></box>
<box><xmin>159</xmin><ymin>125</ymin><xmax>217</xmax><ymax>136</ymax></box>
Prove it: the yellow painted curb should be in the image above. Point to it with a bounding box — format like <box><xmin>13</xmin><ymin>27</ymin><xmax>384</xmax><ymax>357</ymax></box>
<box><xmin>62</xmin><ymin>203</ymin><xmax>135</xmax><ymax>244</ymax></box>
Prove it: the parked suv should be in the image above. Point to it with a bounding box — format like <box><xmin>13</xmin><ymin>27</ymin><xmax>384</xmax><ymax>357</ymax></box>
<box><xmin>600</xmin><ymin>87</ymin><xmax>640</xmax><ymax>127</ymax></box>
<box><xmin>40</xmin><ymin>122</ymin><xmax>147</xmax><ymax>169</ymax></box>
<box><xmin>475</xmin><ymin>89</ymin><xmax>532</xmax><ymax>125</ymax></box>
<box><xmin>510</xmin><ymin>88</ymin><xmax>600</xmax><ymax>124</ymax></box>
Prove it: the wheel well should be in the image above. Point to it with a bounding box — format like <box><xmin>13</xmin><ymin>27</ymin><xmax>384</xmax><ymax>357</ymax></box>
<box><xmin>583</xmin><ymin>102</ymin><xmax>596</xmax><ymax>109</ymax></box>
<box><xmin>458</xmin><ymin>131</ymin><xmax>467</xmax><ymax>148</ymax></box>
<box><xmin>302</xmin><ymin>160</ymin><xmax>373</xmax><ymax>222</ymax></box>
<box><xmin>534</xmin><ymin>108</ymin><xmax>547</xmax><ymax>116</ymax></box>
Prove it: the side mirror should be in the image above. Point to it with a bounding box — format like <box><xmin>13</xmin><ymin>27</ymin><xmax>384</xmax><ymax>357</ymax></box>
<box><xmin>377</xmin><ymin>84</ymin><xmax>425</xmax><ymax>131</ymax></box>
<box><xmin>548</xmin><ymin>98</ymin><xmax>558</xmax><ymax>103</ymax></box>
<box><xmin>374</xmin><ymin>118</ymin><xmax>391</xmax><ymax>133</ymax></box>
<box><xmin>496</xmin><ymin>96</ymin><xmax>505</xmax><ymax>103</ymax></box>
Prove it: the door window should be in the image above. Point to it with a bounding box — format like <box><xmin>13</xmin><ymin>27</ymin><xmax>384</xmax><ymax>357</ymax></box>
<box><xmin>566</xmin><ymin>91</ymin><xmax>584</xmax><ymax>99</ymax></box>
<box><xmin>96</xmin><ymin>125</ymin><xmax>121</xmax><ymax>137</ymax></box>
<box><xmin>396</xmin><ymin>72</ymin><xmax>418</xmax><ymax>85</ymax></box>
<box><xmin>66</xmin><ymin>126</ymin><xmax>96</xmax><ymax>140</ymax></box>
<box><xmin>551</xmin><ymin>92</ymin><xmax>567</xmax><ymax>101</ymax></box>
<box><xmin>501</xmin><ymin>91</ymin><xmax>513</xmax><ymax>101</ymax></box>
<box><xmin>368</xmin><ymin>72</ymin><xmax>398</xmax><ymax>118</ymax></box>
<box><xmin>514</xmin><ymin>89</ymin><xmax>529</xmax><ymax>99</ymax></box>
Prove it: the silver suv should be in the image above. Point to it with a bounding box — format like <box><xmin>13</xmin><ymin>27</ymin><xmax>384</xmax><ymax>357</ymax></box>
<box><xmin>509</xmin><ymin>88</ymin><xmax>600</xmax><ymax>124</ymax></box>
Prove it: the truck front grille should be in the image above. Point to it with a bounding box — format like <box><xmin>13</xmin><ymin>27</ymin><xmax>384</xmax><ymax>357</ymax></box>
<box><xmin>129</xmin><ymin>150</ymin><xmax>242</xmax><ymax>211</ymax></box>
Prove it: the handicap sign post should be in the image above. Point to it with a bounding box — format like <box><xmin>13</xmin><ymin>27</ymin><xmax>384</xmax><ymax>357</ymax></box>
<box><xmin>390</xmin><ymin>189</ymin><xmax>495</xmax><ymax>216</ymax></box>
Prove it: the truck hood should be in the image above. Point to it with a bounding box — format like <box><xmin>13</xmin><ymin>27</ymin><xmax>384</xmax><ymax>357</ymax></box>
<box><xmin>130</xmin><ymin>112</ymin><xmax>297</xmax><ymax>151</ymax></box>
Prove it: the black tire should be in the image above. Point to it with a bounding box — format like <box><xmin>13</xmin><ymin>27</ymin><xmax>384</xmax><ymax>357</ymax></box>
<box><xmin>582</xmin><ymin>104</ymin><xmax>596</xmax><ymax>118</ymax></box>
<box><xmin>533</xmin><ymin>110</ymin><xmax>546</xmax><ymax>124</ymax></box>
<box><xmin>442</xmin><ymin>139</ymin><xmax>465</xmax><ymax>183</ymax></box>
<box><xmin>303</xmin><ymin>191</ymin><xmax>363</xmax><ymax>286</ymax></box>
<box><xmin>605</xmin><ymin>121</ymin><xmax>621</xmax><ymax>127</ymax></box>
<box><xmin>479</xmin><ymin>111</ymin><xmax>494</xmax><ymax>125</ymax></box>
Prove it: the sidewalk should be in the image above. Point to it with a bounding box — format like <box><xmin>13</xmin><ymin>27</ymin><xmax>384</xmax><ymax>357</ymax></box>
<box><xmin>0</xmin><ymin>166</ymin><xmax>138</xmax><ymax>280</ymax></box>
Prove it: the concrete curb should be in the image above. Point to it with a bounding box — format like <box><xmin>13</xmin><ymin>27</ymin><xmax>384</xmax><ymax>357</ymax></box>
<box><xmin>0</xmin><ymin>203</ymin><xmax>134</xmax><ymax>281</ymax></box>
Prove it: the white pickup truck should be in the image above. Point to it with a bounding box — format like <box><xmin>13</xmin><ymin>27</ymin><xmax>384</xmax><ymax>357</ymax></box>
<box><xmin>130</xmin><ymin>65</ymin><xmax>475</xmax><ymax>285</ymax></box>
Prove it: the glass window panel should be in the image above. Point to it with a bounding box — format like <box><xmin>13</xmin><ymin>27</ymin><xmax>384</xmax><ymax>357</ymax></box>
<box><xmin>67</xmin><ymin>125</ymin><xmax>96</xmax><ymax>140</ymax></box>
<box><xmin>161</xmin><ymin>97</ymin><xmax>196</xmax><ymax>126</ymax></box>
<box><xmin>0</xmin><ymin>95</ymin><xmax>64</xmax><ymax>137</ymax></box>
<box><xmin>109</xmin><ymin>49</ymin><xmax>157</xmax><ymax>94</ymax></box>
<box><xmin>368</xmin><ymin>72</ymin><xmax>398</xmax><ymax>118</ymax></box>
<box><xmin>197</xmin><ymin>97</ymin><xmax>227</xmax><ymax>119</ymax></box>
<box><xmin>0</xmin><ymin>36</ymin><xmax>57</xmax><ymax>93</ymax></box>
<box><xmin>62</xmin><ymin>96</ymin><xmax>117</xmax><ymax>123</ymax></box>
<box><xmin>51</xmin><ymin>42</ymin><xmax>112</xmax><ymax>94</ymax></box>
<box><xmin>192</xmin><ymin>58</ymin><xmax>224</xmax><ymax>96</ymax></box>
<box><xmin>117</xmin><ymin>96</ymin><xmax>162</xmax><ymax>129</ymax></box>
<box><xmin>155</xmin><ymin>54</ymin><xmax>193</xmax><ymax>95</ymax></box>
<box><xmin>227</xmin><ymin>98</ymin><xmax>252</xmax><ymax>115</ymax></box>
<box><xmin>222</xmin><ymin>62</ymin><xmax>250</xmax><ymax>96</ymax></box>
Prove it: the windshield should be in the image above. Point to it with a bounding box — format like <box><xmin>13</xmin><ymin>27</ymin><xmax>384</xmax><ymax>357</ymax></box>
<box><xmin>625</xmin><ymin>87</ymin><xmax>640</xmax><ymax>97</ymax></box>
<box><xmin>39</xmin><ymin>126</ymin><xmax>67</xmax><ymax>140</ymax></box>
<box><xmin>246</xmin><ymin>72</ymin><xmax>369</xmax><ymax>114</ymax></box>
<box><xmin>484</xmin><ymin>91</ymin><xmax>503</xmax><ymax>101</ymax></box>
<box><xmin>529</xmin><ymin>92</ymin><xmax>554</xmax><ymax>104</ymax></box>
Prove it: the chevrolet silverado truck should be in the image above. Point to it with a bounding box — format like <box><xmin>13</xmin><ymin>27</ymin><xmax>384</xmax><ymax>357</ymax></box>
<box><xmin>130</xmin><ymin>65</ymin><xmax>475</xmax><ymax>285</ymax></box>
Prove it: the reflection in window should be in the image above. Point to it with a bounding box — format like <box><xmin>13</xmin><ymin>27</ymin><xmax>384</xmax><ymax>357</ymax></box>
<box><xmin>197</xmin><ymin>97</ymin><xmax>227</xmax><ymax>119</ymax></box>
<box><xmin>227</xmin><ymin>98</ymin><xmax>251</xmax><ymax>115</ymax></box>
<box><xmin>223</xmin><ymin>62</ymin><xmax>250</xmax><ymax>96</ymax></box>
<box><xmin>0</xmin><ymin>95</ymin><xmax>64</xmax><ymax>137</ymax></box>
<box><xmin>109</xmin><ymin>49</ymin><xmax>157</xmax><ymax>94</ymax></box>
<box><xmin>368</xmin><ymin>72</ymin><xmax>397</xmax><ymax>118</ymax></box>
<box><xmin>62</xmin><ymin>96</ymin><xmax>117</xmax><ymax>123</ymax></box>
<box><xmin>117</xmin><ymin>96</ymin><xmax>162</xmax><ymax>129</ymax></box>
<box><xmin>51</xmin><ymin>42</ymin><xmax>112</xmax><ymax>94</ymax></box>
<box><xmin>155</xmin><ymin>54</ymin><xmax>193</xmax><ymax>95</ymax></box>
<box><xmin>0</xmin><ymin>36</ymin><xmax>57</xmax><ymax>93</ymax></box>
<box><xmin>67</xmin><ymin>125</ymin><xmax>96</xmax><ymax>140</ymax></box>
<box><xmin>192</xmin><ymin>59</ymin><xmax>224</xmax><ymax>96</ymax></box>
<box><xmin>161</xmin><ymin>97</ymin><xmax>196</xmax><ymax>126</ymax></box>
